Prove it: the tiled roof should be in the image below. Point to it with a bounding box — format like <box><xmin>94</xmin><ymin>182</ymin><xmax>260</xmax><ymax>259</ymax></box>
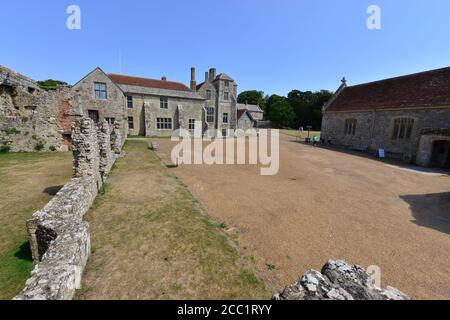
<box><xmin>108</xmin><ymin>74</ymin><xmax>192</xmax><ymax>92</ymax></box>
<box><xmin>325</xmin><ymin>67</ymin><xmax>450</xmax><ymax>112</ymax></box>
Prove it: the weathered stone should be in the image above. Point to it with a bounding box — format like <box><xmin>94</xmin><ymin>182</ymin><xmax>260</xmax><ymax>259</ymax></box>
<box><xmin>273</xmin><ymin>260</ymin><xmax>410</xmax><ymax>301</ymax></box>
<box><xmin>16</xmin><ymin>116</ymin><xmax>124</xmax><ymax>300</ymax></box>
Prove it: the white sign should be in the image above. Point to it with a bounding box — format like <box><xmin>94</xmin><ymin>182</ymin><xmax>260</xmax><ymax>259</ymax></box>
<box><xmin>378</xmin><ymin>149</ymin><xmax>385</xmax><ymax>158</ymax></box>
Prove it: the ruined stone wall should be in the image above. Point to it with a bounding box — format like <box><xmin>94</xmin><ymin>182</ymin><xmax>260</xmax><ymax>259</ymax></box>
<box><xmin>274</xmin><ymin>260</ymin><xmax>410</xmax><ymax>300</ymax></box>
<box><xmin>0</xmin><ymin>65</ymin><xmax>73</xmax><ymax>152</ymax></box>
<box><xmin>15</xmin><ymin>117</ymin><xmax>125</xmax><ymax>300</ymax></box>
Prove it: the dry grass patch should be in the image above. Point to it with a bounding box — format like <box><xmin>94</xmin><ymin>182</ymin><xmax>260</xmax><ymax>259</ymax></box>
<box><xmin>0</xmin><ymin>152</ymin><xmax>72</xmax><ymax>299</ymax></box>
<box><xmin>77</xmin><ymin>140</ymin><xmax>270</xmax><ymax>300</ymax></box>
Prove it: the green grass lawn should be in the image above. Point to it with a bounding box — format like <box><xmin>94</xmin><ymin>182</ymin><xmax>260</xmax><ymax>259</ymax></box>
<box><xmin>0</xmin><ymin>152</ymin><xmax>72</xmax><ymax>299</ymax></box>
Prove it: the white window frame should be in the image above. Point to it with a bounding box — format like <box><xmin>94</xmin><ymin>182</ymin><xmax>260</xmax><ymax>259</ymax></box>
<box><xmin>188</xmin><ymin>119</ymin><xmax>195</xmax><ymax>131</ymax></box>
<box><xmin>156</xmin><ymin>117</ymin><xmax>173</xmax><ymax>130</ymax></box>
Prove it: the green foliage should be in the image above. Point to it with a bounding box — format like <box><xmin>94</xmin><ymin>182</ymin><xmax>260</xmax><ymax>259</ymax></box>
<box><xmin>237</xmin><ymin>90</ymin><xmax>267</xmax><ymax>110</ymax></box>
<box><xmin>263</xmin><ymin>90</ymin><xmax>333</xmax><ymax>130</ymax></box>
<box><xmin>4</xmin><ymin>128</ymin><xmax>20</xmax><ymax>135</ymax></box>
<box><xmin>266</xmin><ymin>263</ymin><xmax>276</xmax><ymax>271</ymax></box>
<box><xmin>265</xmin><ymin>97</ymin><xmax>295</xmax><ymax>128</ymax></box>
<box><xmin>36</xmin><ymin>79</ymin><xmax>69</xmax><ymax>91</ymax></box>
<box><xmin>0</xmin><ymin>145</ymin><xmax>11</xmax><ymax>153</ymax></box>
<box><xmin>34</xmin><ymin>143</ymin><xmax>45</xmax><ymax>151</ymax></box>
<box><xmin>49</xmin><ymin>146</ymin><xmax>57</xmax><ymax>152</ymax></box>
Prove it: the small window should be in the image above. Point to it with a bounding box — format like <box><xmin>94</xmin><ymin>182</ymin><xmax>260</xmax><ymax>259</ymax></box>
<box><xmin>344</xmin><ymin>119</ymin><xmax>357</xmax><ymax>135</ymax></box>
<box><xmin>160</xmin><ymin>97</ymin><xmax>168</xmax><ymax>109</ymax></box>
<box><xmin>392</xmin><ymin>118</ymin><xmax>414</xmax><ymax>140</ymax></box>
<box><xmin>206</xmin><ymin>90</ymin><xmax>212</xmax><ymax>100</ymax></box>
<box><xmin>188</xmin><ymin>119</ymin><xmax>196</xmax><ymax>130</ymax></box>
<box><xmin>157</xmin><ymin>118</ymin><xmax>172</xmax><ymax>130</ymax></box>
<box><xmin>105</xmin><ymin>117</ymin><xmax>115</xmax><ymax>125</ymax></box>
<box><xmin>223</xmin><ymin>113</ymin><xmax>229</xmax><ymax>123</ymax></box>
<box><xmin>222</xmin><ymin>129</ymin><xmax>228</xmax><ymax>137</ymax></box>
<box><xmin>28</xmin><ymin>87</ymin><xmax>36</xmax><ymax>94</ymax></box>
<box><xmin>88</xmin><ymin>110</ymin><xmax>100</xmax><ymax>123</ymax></box>
<box><xmin>94</xmin><ymin>82</ymin><xmax>107</xmax><ymax>100</ymax></box>
<box><xmin>224</xmin><ymin>81</ymin><xmax>230</xmax><ymax>87</ymax></box>
<box><xmin>224</xmin><ymin>92</ymin><xmax>229</xmax><ymax>101</ymax></box>
<box><xmin>128</xmin><ymin>117</ymin><xmax>134</xmax><ymax>129</ymax></box>
<box><xmin>206</xmin><ymin>107</ymin><xmax>215</xmax><ymax>123</ymax></box>
<box><xmin>127</xmin><ymin>96</ymin><xmax>133</xmax><ymax>109</ymax></box>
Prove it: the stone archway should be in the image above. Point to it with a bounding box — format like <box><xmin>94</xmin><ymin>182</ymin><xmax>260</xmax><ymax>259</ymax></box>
<box><xmin>416</xmin><ymin>129</ymin><xmax>450</xmax><ymax>167</ymax></box>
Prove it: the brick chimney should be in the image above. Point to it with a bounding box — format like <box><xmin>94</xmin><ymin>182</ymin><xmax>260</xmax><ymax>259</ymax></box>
<box><xmin>190</xmin><ymin>67</ymin><xmax>197</xmax><ymax>91</ymax></box>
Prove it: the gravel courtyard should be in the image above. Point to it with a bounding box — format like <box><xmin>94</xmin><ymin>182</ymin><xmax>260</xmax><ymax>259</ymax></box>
<box><xmin>153</xmin><ymin>133</ymin><xmax>450</xmax><ymax>300</ymax></box>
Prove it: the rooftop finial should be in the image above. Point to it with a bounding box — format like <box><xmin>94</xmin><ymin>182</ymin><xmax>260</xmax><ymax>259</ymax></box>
<box><xmin>341</xmin><ymin>77</ymin><xmax>347</xmax><ymax>85</ymax></box>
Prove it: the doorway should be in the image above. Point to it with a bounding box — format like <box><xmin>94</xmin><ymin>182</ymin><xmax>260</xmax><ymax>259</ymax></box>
<box><xmin>430</xmin><ymin>140</ymin><xmax>450</xmax><ymax>168</ymax></box>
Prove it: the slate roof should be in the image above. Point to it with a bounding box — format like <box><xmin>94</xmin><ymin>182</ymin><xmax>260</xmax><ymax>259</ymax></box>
<box><xmin>237</xmin><ymin>103</ymin><xmax>263</xmax><ymax>113</ymax></box>
<box><xmin>325</xmin><ymin>67</ymin><xmax>450</xmax><ymax>112</ymax></box>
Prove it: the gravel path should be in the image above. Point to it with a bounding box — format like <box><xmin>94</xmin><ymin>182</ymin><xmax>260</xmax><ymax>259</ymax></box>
<box><xmin>154</xmin><ymin>134</ymin><xmax>450</xmax><ymax>299</ymax></box>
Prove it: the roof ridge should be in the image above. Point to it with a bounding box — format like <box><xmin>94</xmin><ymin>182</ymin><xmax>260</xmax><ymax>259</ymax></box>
<box><xmin>107</xmin><ymin>73</ymin><xmax>189</xmax><ymax>87</ymax></box>
<box><xmin>347</xmin><ymin>66</ymin><xmax>450</xmax><ymax>89</ymax></box>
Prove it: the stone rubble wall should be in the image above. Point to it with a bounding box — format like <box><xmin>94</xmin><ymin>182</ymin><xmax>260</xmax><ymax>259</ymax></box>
<box><xmin>273</xmin><ymin>260</ymin><xmax>410</xmax><ymax>300</ymax></box>
<box><xmin>0</xmin><ymin>66</ymin><xmax>73</xmax><ymax>152</ymax></box>
<box><xmin>15</xmin><ymin>117</ymin><xmax>126</xmax><ymax>300</ymax></box>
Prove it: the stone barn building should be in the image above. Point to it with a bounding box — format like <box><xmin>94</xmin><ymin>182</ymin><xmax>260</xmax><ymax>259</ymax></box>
<box><xmin>321</xmin><ymin>67</ymin><xmax>450</xmax><ymax>168</ymax></box>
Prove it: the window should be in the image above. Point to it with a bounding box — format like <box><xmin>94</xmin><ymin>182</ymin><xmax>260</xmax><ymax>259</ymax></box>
<box><xmin>160</xmin><ymin>97</ymin><xmax>168</xmax><ymax>109</ymax></box>
<box><xmin>392</xmin><ymin>118</ymin><xmax>414</xmax><ymax>140</ymax></box>
<box><xmin>94</xmin><ymin>82</ymin><xmax>107</xmax><ymax>100</ymax></box>
<box><xmin>344</xmin><ymin>119</ymin><xmax>357</xmax><ymax>135</ymax></box>
<box><xmin>206</xmin><ymin>90</ymin><xmax>212</xmax><ymax>100</ymax></box>
<box><xmin>222</xmin><ymin>129</ymin><xmax>228</xmax><ymax>137</ymax></box>
<box><xmin>128</xmin><ymin>117</ymin><xmax>134</xmax><ymax>129</ymax></box>
<box><xmin>224</xmin><ymin>81</ymin><xmax>230</xmax><ymax>87</ymax></box>
<box><xmin>127</xmin><ymin>96</ymin><xmax>133</xmax><ymax>109</ymax></box>
<box><xmin>189</xmin><ymin>119</ymin><xmax>196</xmax><ymax>130</ymax></box>
<box><xmin>105</xmin><ymin>117</ymin><xmax>115</xmax><ymax>125</ymax></box>
<box><xmin>206</xmin><ymin>107</ymin><xmax>215</xmax><ymax>123</ymax></box>
<box><xmin>224</xmin><ymin>92</ymin><xmax>229</xmax><ymax>101</ymax></box>
<box><xmin>223</xmin><ymin>113</ymin><xmax>229</xmax><ymax>123</ymax></box>
<box><xmin>88</xmin><ymin>110</ymin><xmax>99</xmax><ymax>123</ymax></box>
<box><xmin>157</xmin><ymin>118</ymin><xmax>172</xmax><ymax>130</ymax></box>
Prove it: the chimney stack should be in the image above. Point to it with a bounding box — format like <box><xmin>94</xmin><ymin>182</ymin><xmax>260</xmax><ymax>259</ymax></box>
<box><xmin>205</xmin><ymin>71</ymin><xmax>209</xmax><ymax>82</ymax></box>
<box><xmin>209</xmin><ymin>68</ymin><xmax>216</xmax><ymax>81</ymax></box>
<box><xmin>190</xmin><ymin>67</ymin><xmax>197</xmax><ymax>91</ymax></box>
<box><xmin>161</xmin><ymin>76</ymin><xmax>167</xmax><ymax>81</ymax></box>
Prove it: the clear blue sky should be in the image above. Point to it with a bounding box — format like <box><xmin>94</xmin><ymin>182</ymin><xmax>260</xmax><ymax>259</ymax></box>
<box><xmin>2</xmin><ymin>0</ymin><xmax>450</xmax><ymax>95</ymax></box>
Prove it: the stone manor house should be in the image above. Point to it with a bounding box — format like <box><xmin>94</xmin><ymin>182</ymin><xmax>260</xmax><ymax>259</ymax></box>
<box><xmin>322</xmin><ymin>67</ymin><xmax>450</xmax><ymax>168</ymax></box>
<box><xmin>73</xmin><ymin>67</ymin><xmax>262</xmax><ymax>137</ymax></box>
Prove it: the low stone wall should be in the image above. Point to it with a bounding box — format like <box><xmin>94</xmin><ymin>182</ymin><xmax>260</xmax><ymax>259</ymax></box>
<box><xmin>15</xmin><ymin>117</ymin><xmax>125</xmax><ymax>300</ymax></box>
<box><xmin>273</xmin><ymin>260</ymin><xmax>410</xmax><ymax>300</ymax></box>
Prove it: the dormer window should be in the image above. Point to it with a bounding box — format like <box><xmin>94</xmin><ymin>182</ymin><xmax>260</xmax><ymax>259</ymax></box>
<box><xmin>206</xmin><ymin>90</ymin><xmax>212</xmax><ymax>100</ymax></box>
<box><xmin>224</xmin><ymin>81</ymin><xmax>230</xmax><ymax>87</ymax></box>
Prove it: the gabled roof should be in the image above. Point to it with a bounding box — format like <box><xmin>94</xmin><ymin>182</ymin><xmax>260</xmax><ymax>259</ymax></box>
<box><xmin>237</xmin><ymin>109</ymin><xmax>255</xmax><ymax>121</ymax></box>
<box><xmin>108</xmin><ymin>74</ymin><xmax>192</xmax><ymax>92</ymax></box>
<box><xmin>215</xmin><ymin>73</ymin><xmax>234</xmax><ymax>81</ymax></box>
<box><xmin>325</xmin><ymin>66</ymin><xmax>450</xmax><ymax>112</ymax></box>
<box><xmin>237</xmin><ymin>103</ymin><xmax>263</xmax><ymax>113</ymax></box>
<box><xmin>72</xmin><ymin>67</ymin><xmax>124</xmax><ymax>93</ymax></box>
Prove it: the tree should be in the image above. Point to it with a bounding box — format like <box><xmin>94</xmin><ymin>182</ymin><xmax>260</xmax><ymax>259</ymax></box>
<box><xmin>265</xmin><ymin>97</ymin><xmax>295</xmax><ymax>128</ymax></box>
<box><xmin>37</xmin><ymin>79</ymin><xmax>69</xmax><ymax>91</ymax></box>
<box><xmin>287</xmin><ymin>90</ymin><xmax>333</xmax><ymax>130</ymax></box>
<box><xmin>237</xmin><ymin>90</ymin><xmax>266</xmax><ymax>110</ymax></box>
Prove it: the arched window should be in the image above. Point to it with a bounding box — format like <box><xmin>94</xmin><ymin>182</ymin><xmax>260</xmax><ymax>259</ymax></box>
<box><xmin>344</xmin><ymin>119</ymin><xmax>357</xmax><ymax>135</ymax></box>
<box><xmin>392</xmin><ymin>118</ymin><xmax>414</xmax><ymax>140</ymax></box>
